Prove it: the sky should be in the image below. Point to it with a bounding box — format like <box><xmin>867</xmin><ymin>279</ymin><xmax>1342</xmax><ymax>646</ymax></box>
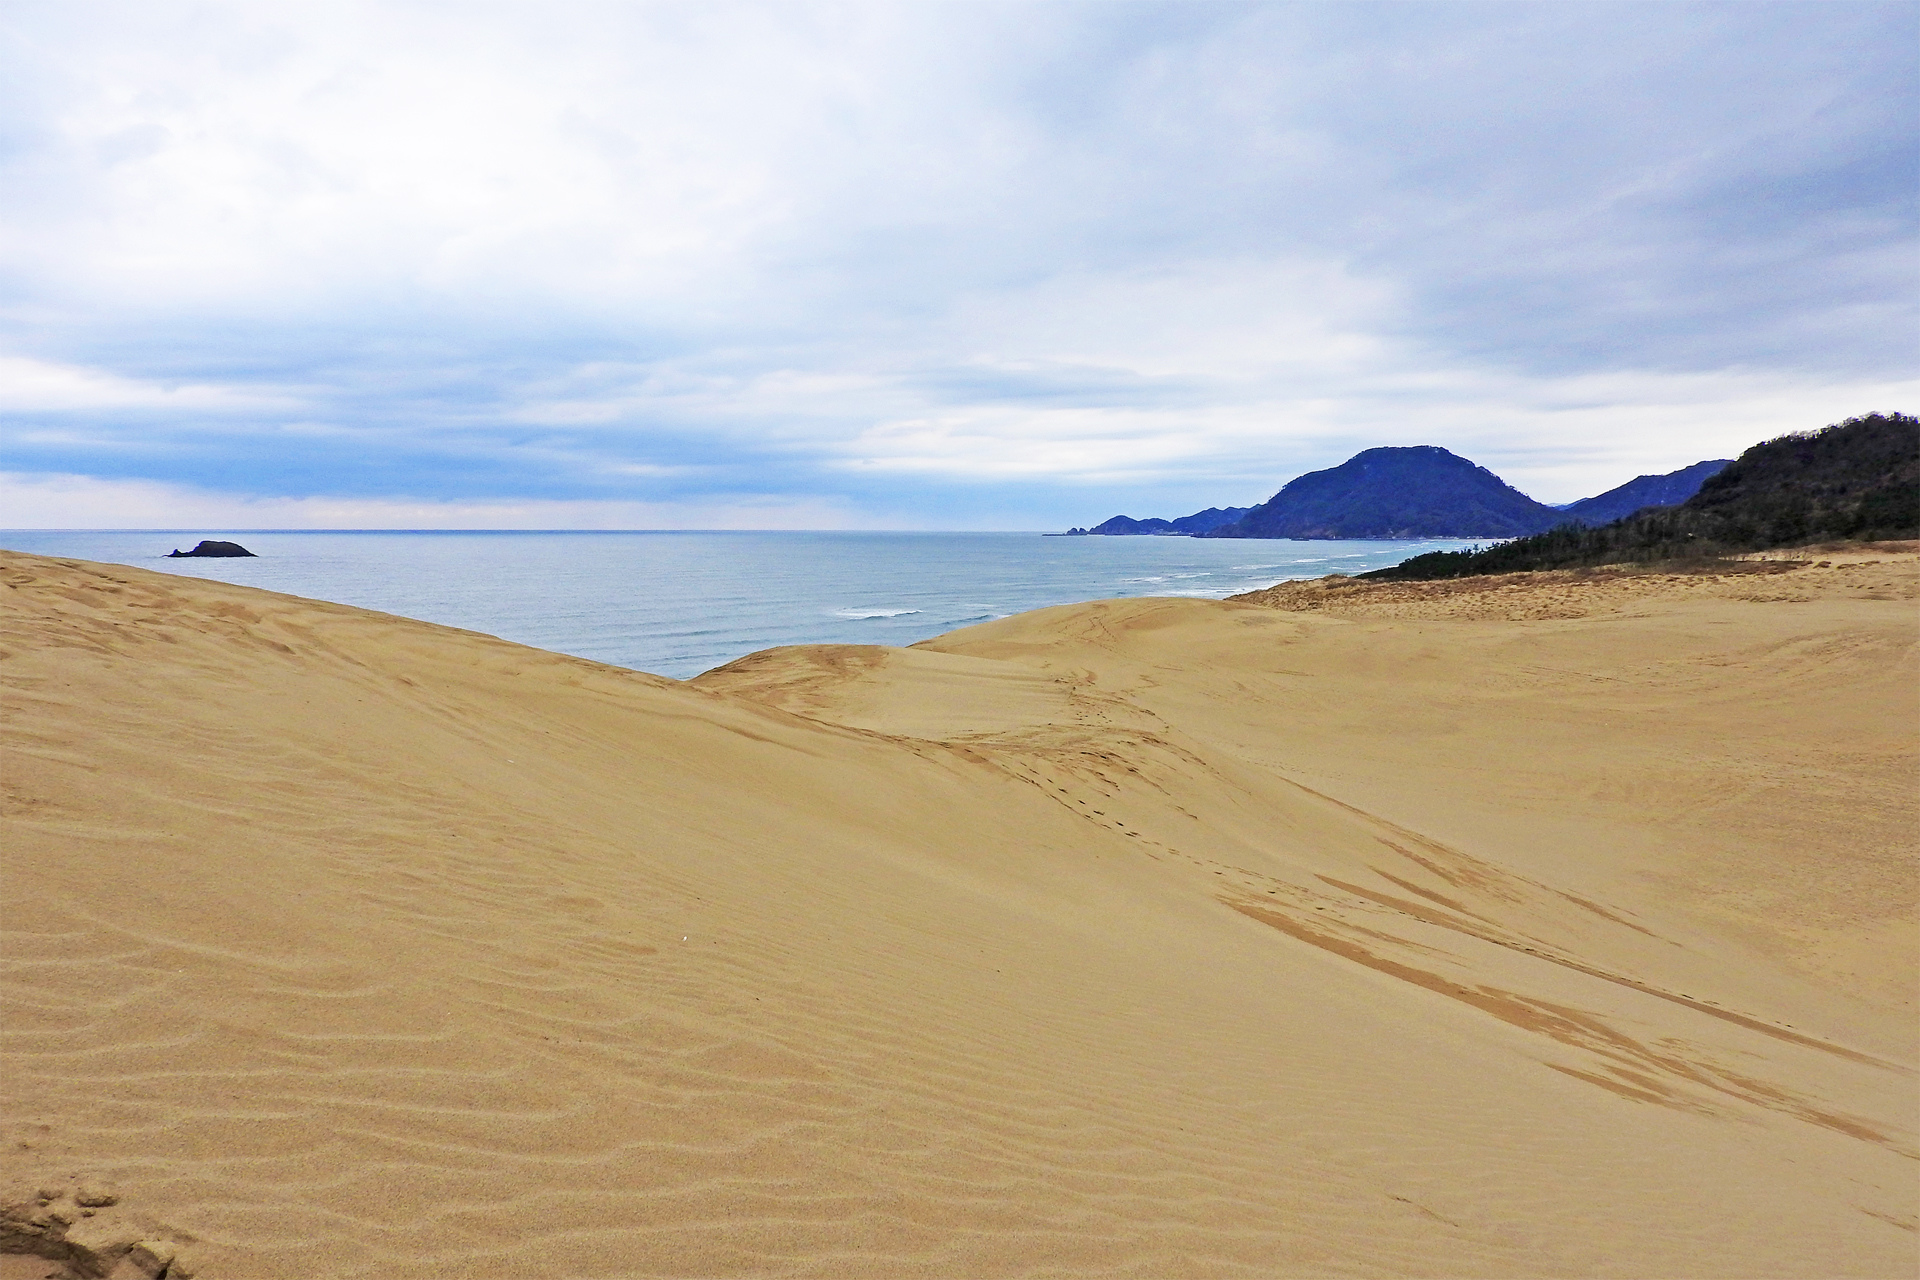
<box><xmin>2</xmin><ymin>1</ymin><xmax>1914</xmax><ymax>530</ymax></box>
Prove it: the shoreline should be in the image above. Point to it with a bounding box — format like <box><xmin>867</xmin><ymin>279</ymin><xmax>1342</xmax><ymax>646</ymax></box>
<box><xmin>0</xmin><ymin>530</ymin><xmax>1488</xmax><ymax>682</ymax></box>
<box><xmin>4</xmin><ymin>545</ymin><xmax>1915</xmax><ymax>1278</ymax></box>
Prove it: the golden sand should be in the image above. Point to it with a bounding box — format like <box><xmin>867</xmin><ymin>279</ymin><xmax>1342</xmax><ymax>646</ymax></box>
<box><xmin>2</xmin><ymin>546</ymin><xmax>1914</xmax><ymax>1277</ymax></box>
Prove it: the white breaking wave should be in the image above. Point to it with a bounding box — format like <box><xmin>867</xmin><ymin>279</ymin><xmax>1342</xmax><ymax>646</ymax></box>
<box><xmin>10</xmin><ymin>529</ymin><xmax>1482</xmax><ymax>679</ymax></box>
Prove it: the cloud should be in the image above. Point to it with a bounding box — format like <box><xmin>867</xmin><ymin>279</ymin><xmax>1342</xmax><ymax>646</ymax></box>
<box><xmin>0</xmin><ymin>356</ymin><xmax>291</xmax><ymax>412</ymax></box>
<box><xmin>0</xmin><ymin>470</ymin><xmax>891</xmax><ymax>531</ymax></box>
<box><xmin>0</xmin><ymin>1</ymin><xmax>1912</xmax><ymax>526</ymax></box>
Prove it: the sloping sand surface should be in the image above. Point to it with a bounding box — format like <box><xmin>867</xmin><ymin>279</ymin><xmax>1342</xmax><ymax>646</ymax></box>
<box><xmin>3</xmin><ymin>548</ymin><xmax>1915</xmax><ymax>1277</ymax></box>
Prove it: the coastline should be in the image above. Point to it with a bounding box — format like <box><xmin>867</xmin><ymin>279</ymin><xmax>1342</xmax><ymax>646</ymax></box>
<box><xmin>0</xmin><ymin>530</ymin><xmax>1487</xmax><ymax>681</ymax></box>
<box><xmin>3</xmin><ymin>545</ymin><xmax>1914</xmax><ymax>1277</ymax></box>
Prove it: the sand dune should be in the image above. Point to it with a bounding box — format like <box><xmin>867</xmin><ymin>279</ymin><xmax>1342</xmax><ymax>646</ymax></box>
<box><xmin>2</xmin><ymin>548</ymin><xmax>1914</xmax><ymax>1278</ymax></box>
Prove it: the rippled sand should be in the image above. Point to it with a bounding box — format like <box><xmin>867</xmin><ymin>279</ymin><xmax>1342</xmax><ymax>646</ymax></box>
<box><xmin>3</xmin><ymin>546</ymin><xmax>1914</xmax><ymax>1278</ymax></box>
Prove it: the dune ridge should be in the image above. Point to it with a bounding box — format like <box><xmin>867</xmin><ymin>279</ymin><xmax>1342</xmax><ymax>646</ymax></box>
<box><xmin>2</xmin><ymin>548</ymin><xmax>1915</xmax><ymax>1277</ymax></box>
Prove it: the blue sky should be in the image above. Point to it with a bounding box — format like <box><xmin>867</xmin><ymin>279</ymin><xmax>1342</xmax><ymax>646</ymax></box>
<box><xmin>2</xmin><ymin>1</ymin><xmax>1914</xmax><ymax>529</ymax></box>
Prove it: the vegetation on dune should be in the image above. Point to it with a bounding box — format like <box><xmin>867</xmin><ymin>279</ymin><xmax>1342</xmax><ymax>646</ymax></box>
<box><xmin>1362</xmin><ymin>412</ymin><xmax>1920</xmax><ymax>581</ymax></box>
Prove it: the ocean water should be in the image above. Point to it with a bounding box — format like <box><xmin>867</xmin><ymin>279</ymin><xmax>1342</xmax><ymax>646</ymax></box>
<box><xmin>3</xmin><ymin>530</ymin><xmax>1479</xmax><ymax>679</ymax></box>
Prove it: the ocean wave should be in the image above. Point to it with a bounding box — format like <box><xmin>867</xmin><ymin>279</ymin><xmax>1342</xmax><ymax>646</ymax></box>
<box><xmin>832</xmin><ymin>607</ymin><xmax>923</xmax><ymax>620</ymax></box>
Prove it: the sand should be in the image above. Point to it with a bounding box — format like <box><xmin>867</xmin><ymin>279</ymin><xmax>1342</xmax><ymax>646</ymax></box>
<box><xmin>1</xmin><ymin>546</ymin><xmax>1914</xmax><ymax>1278</ymax></box>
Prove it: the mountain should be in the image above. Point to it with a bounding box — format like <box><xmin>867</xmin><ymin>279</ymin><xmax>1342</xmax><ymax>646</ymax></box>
<box><xmin>1168</xmin><ymin>506</ymin><xmax>1253</xmax><ymax>534</ymax></box>
<box><xmin>1201</xmin><ymin>446</ymin><xmax>1557</xmax><ymax>539</ymax></box>
<box><xmin>1365</xmin><ymin>412</ymin><xmax>1919</xmax><ymax>580</ymax></box>
<box><xmin>1556</xmin><ymin>459</ymin><xmax>1731</xmax><ymax>526</ymax></box>
<box><xmin>1089</xmin><ymin>514</ymin><xmax>1174</xmax><ymax>535</ymax></box>
<box><xmin>1073</xmin><ymin>451</ymin><xmax>1736</xmax><ymax>542</ymax></box>
<box><xmin>1087</xmin><ymin>506</ymin><xmax>1252</xmax><ymax>536</ymax></box>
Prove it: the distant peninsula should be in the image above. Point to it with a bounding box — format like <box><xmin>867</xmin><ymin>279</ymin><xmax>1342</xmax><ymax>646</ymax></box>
<box><xmin>1084</xmin><ymin>507</ymin><xmax>1252</xmax><ymax>536</ymax></box>
<box><xmin>1071</xmin><ymin>447</ymin><xmax>1730</xmax><ymax>540</ymax></box>
<box><xmin>168</xmin><ymin>540</ymin><xmax>256</xmax><ymax>558</ymax></box>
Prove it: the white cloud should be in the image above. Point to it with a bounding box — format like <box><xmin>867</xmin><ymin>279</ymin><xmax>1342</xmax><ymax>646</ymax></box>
<box><xmin>0</xmin><ymin>2</ymin><xmax>1909</xmax><ymax>525</ymax></box>
<box><xmin>0</xmin><ymin>471</ymin><xmax>894</xmax><ymax>531</ymax></box>
<box><xmin>941</xmin><ymin>258</ymin><xmax>1398</xmax><ymax>382</ymax></box>
<box><xmin>831</xmin><ymin>366</ymin><xmax>1920</xmax><ymax>501</ymax></box>
<box><xmin>0</xmin><ymin>356</ymin><xmax>289</xmax><ymax>412</ymax></box>
<box><xmin>837</xmin><ymin>406</ymin><xmax>1231</xmax><ymax>482</ymax></box>
<box><xmin>1460</xmin><ymin>372</ymin><xmax>1920</xmax><ymax>501</ymax></box>
<box><xmin>4</xmin><ymin>1</ymin><xmax>1046</xmax><ymax>317</ymax></box>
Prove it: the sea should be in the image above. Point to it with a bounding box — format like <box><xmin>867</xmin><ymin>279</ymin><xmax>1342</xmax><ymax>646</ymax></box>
<box><xmin>2</xmin><ymin>530</ymin><xmax>1480</xmax><ymax>680</ymax></box>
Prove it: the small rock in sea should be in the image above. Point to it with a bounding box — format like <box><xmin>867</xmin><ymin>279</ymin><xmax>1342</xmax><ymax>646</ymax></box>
<box><xmin>167</xmin><ymin>540</ymin><xmax>256</xmax><ymax>558</ymax></box>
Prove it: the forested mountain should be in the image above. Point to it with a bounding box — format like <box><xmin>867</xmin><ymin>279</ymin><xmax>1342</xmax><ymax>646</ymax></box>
<box><xmin>1200</xmin><ymin>446</ymin><xmax>1557</xmax><ymax>539</ymax></box>
<box><xmin>1364</xmin><ymin>413</ymin><xmax>1919</xmax><ymax>580</ymax></box>
<box><xmin>1087</xmin><ymin>507</ymin><xmax>1251</xmax><ymax>535</ymax></box>
<box><xmin>1076</xmin><ymin>449</ymin><xmax>1735</xmax><ymax>541</ymax></box>
<box><xmin>1556</xmin><ymin>458</ymin><xmax>1730</xmax><ymax>525</ymax></box>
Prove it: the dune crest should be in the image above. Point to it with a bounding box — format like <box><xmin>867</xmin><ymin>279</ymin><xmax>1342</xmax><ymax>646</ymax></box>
<box><xmin>4</xmin><ymin>549</ymin><xmax>1915</xmax><ymax>1277</ymax></box>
